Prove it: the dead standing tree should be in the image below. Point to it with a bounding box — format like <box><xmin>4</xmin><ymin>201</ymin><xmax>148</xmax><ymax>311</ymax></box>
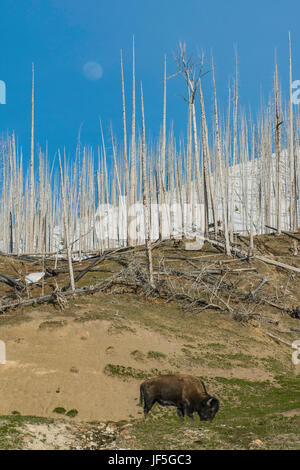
<box><xmin>58</xmin><ymin>150</ymin><xmax>75</xmax><ymax>292</ymax></box>
<box><xmin>29</xmin><ymin>63</ymin><xmax>35</xmax><ymax>253</ymax></box>
<box><xmin>120</xmin><ymin>49</ymin><xmax>130</xmax><ymax>245</ymax></box>
<box><xmin>128</xmin><ymin>37</ymin><xmax>137</xmax><ymax>246</ymax></box>
<box><xmin>274</xmin><ymin>57</ymin><xmax>283</xmax><ymax>235</ymax></box>
<box><xmin>212</xmin><ymin>57</ymin><xmax>231</xmax><ymax>255</ymax></box>
<box><xmin>288</xmin><ymin>32</ymin><xmax>296</xmax><ymax>232</ymax></box>
<box><xmin>174</xmin><ymin>43</ymin><xmax>216</xmax><ymax>238</ymax></box>
<box><xmin>140</xmin><ymin>82</ymin><xmax>154</xmax><ymax>288</ymax></box>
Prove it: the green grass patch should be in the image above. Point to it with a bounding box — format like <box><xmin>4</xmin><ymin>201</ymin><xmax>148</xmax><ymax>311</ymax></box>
<box><xmin>53</xmin><ymin>407</ymin><xmax>67</xmax><ymax>415</ymax></box>
<box><xmin>109</xmin><ymin>322</ymin><xmax>136</xmax><ymax>333</ymax></box>
<box><xmin>147</xmin><ymin>351</ymin><xmax>166</xmax><ymax>360</ymax></box>
<box><xmin>104</xmin><ymin>364</ymin><xmax>176</xmax><ymax>380</ymax></box>
<box><xmin>180</xmin><ymin>347</ymin><xmax>259</xmax><ymax>369</ymax></box>
<box><xmin>66</xmin><ymin>409</ymin><xmax>78</xmax><ymax>418</ymax></box>
<box><xmin>104</xmin><ymin>364</ymin><xmax>149</xmax><ymax>380</ymax></box>
<box><xmin>131</xmin><ymin>350</ymin><xmax>145</xmax><ymax>361</ymax></box>
<box><xmin>131</xmin><ymin>373</ymin><xmax>300</xmax><ymax>449</ymax></box>
<box><xmin>74</xmin><ymin>313</ymin><xmax>108</xmax><ymax>322</ymax></box>
<box><xmin>39</xmin><ymin>320</ymin><xmax>67</xmax><ymax>329</ymax></box>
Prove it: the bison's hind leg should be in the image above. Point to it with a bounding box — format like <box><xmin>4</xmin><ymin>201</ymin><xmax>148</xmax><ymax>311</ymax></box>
<box><xmin>140</xmin><ymin>385</ymin><xmax>153</xmax><ymax>417</ymax></box>
<box><xmin>143</xmin><ymin>397</ymin><xmax>156</xmax><ymax>419</ymax></box>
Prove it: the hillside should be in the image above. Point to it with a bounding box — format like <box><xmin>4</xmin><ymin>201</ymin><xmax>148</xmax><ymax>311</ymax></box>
<box><xmin>0</xmin><ymin>234</ymin><xmax>299</xmax><ymax>450</ymax></box>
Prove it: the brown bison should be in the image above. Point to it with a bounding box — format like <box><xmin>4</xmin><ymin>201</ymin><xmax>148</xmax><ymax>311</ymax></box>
<box><xmin>139</xmin><ymin>374</ymin><xmax>219</xmax><ymax>421</ymax></box>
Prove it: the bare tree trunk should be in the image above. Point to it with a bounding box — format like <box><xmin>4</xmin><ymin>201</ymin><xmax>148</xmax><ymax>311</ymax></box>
<box><xmin>11</xmin><ymin>133</ymin><xmax>19</xmax><ymax>254</ymax></box>
<box><xmin>120</xmin><ymin>50</ymin><xmax>130</xmax><ymax>246</ymax></box>
<box><xmin>249</xmin><ymin>126</ymin><xmax>255</xmax><ymax>255</ymax></box>
<box><xmin>230</xmin><ymin>55</ymin><xmax>238</xmax><ymax>242</ymax></box>
<box><xmin>289</xmin><ymin>32</ymin><xmax>296</xmax><ymax>231</ymax></box>
<box><xmin>212</xmin><ymin>58</ymin><xmax>231</xmax><ymax>255</ymax></box>
<box><xmin>199</xmin><ymin>80</ymin><xmax>216</xmax><ymax>236</ymax></box>
<box><xmin>274</xmin><ymin>59</ymin><xmax>282</xmax><ymax>235</ymax></box>
<box><xmin>29</xmin><ymin>63</ymin><xmax>35</xmax><ymax>253</ymax></box>
<box><xmin>128</xmin><ymin>36</ymin><xmax>137</xmax><ymax>246</ymax></box>
<box><xmin>159</xmin><ymin>56</ymin><xmax>167</xmax><ymax>240</ymax></box>
<box><xmin>58</xmin><ymin>150</ymin><xmax>75</xmax><ymax>291</ymax></box>
<box><xmin>186</xmin><ymin>99</ymin><xmax>192</xmax><ymax>236</ymax></box>
<box><xmin>140</xmin><ymin>82</ymin><xmax>154</xmax><ymax>287</ymax></box>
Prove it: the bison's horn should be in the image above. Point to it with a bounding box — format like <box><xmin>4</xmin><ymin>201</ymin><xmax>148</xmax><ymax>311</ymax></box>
<box><xmin>207</xmin><ymin>398</ymin><xmax>214</xmax><ymax>406</ymax></box>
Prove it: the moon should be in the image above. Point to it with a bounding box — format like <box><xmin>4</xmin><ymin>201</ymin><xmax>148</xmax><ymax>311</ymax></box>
<box><xmin>83</xmin><ymin>62</ymin><xmax>103</xmax><ymax>81</ymax></box>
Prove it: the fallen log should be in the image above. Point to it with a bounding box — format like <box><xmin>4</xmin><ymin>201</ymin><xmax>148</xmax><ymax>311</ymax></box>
<box><xmin>262</xmin><ymin>330</ymin><xmax>293</xmax><ymax>347</ymax></box>
<box><xmin>0</xmin><ymin>270</ymin><xmax>128</xmax><ymax>313</ymax></box>
<box><xmin>233</xmin><ymin>311</ymin><xmax>279</xmax><ymax>325</ymax></box>
<box><xmin>46</xmin><ymin>267</ymin><xmax>118</xmax><ymax>276</ymax></box>
<box><xmin>195</xmin><ymin>234</ymin><xmax>300</xmax><ymax>274</ymax></box>
<box><xmin>265</xmin><ymin>225</ymin><xmax>300</xmax><ymax>242</ymax></box>
<box><xmin>262</xmin><ymin>299</ymin><xmax>286</xmax><ymax>311</ymax></box>
<box><xmin>254</xmin><ymin>255</ymin><xmax>300</xmax><ymax>274</ymax></box>
<box><xmin>0</xmin><ymin>273</ymin><xmax>25</xmax><ymax>290</ymax></box>
<box><xmin>249</xmin><ymin>278</ymin><xmax>269</xmax><ymax>300</ymax></box>
<box><xmin>61</xmin><ymin>246</ymin><xmax>128</xmax><ymax>291</ymax></box>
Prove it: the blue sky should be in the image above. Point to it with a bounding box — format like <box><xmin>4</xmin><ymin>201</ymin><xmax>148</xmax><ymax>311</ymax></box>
<box><xmin>0</xmin><ymin>0</ymin><xmax>299</xmax><ymax>167</ymax></box>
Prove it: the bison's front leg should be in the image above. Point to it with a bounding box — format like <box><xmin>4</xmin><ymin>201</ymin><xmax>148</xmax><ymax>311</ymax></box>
<box><xmin>176</xmin><ymin>405</ymin><xmax>185</xmax><ymax>421</ymax></box>
<box><xmin>183</xmin><ymin>402</ymin><xmax>194</xmax><ymax>420</ymax></box>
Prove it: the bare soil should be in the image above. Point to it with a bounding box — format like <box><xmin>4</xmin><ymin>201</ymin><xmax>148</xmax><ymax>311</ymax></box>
<box><xmin>0</xmin><ymin>234</ymin><xmax>299</xmax><ymax>449</ymax></box>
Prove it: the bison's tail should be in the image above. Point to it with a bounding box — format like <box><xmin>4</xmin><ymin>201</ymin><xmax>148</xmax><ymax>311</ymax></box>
<box><xmin>139</xmin><ymin>385</ymin><xmax>145</xmax><ymax>406</ymax></box>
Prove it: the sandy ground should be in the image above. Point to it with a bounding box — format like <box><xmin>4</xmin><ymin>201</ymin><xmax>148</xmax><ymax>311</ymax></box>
<box><xmin>0</xmin><ymin>312</ymin><xmax>181</xmax><ymax>421</ymax></box>
<box><xmin>0</xmin><ymin>308</ymin><xmax>280</xmax><ymax>422</ymax></box>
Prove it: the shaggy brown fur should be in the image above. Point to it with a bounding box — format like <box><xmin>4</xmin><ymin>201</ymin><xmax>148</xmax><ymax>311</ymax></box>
<box><xmin>140</xmin><ymin>374</ymin><xmax>219</xmax><ymax>422</ymax></box>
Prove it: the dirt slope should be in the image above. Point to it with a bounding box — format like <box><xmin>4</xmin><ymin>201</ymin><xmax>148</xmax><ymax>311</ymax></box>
<box><xmin>0</xmin><ymin>292</ymin><xmax>298</xmax><ymax>421</ymax></box>
<box><xmin>0</xmin><ymin>235</ymin><xmax>299</xmax><ymax>449</ymax></box>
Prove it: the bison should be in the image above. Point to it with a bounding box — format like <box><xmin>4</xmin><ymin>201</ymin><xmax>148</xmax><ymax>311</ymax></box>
<box><xmin>139</xmin><ymin>374</ymin><xmax>219</xmax><ymax>422</ymax></box>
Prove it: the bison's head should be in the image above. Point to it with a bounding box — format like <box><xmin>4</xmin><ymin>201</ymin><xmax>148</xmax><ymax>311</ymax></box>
<box><xmin>198</xmin><ymin>396</ymin><xmax>219</xmax><ymax>421</ymax></box>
